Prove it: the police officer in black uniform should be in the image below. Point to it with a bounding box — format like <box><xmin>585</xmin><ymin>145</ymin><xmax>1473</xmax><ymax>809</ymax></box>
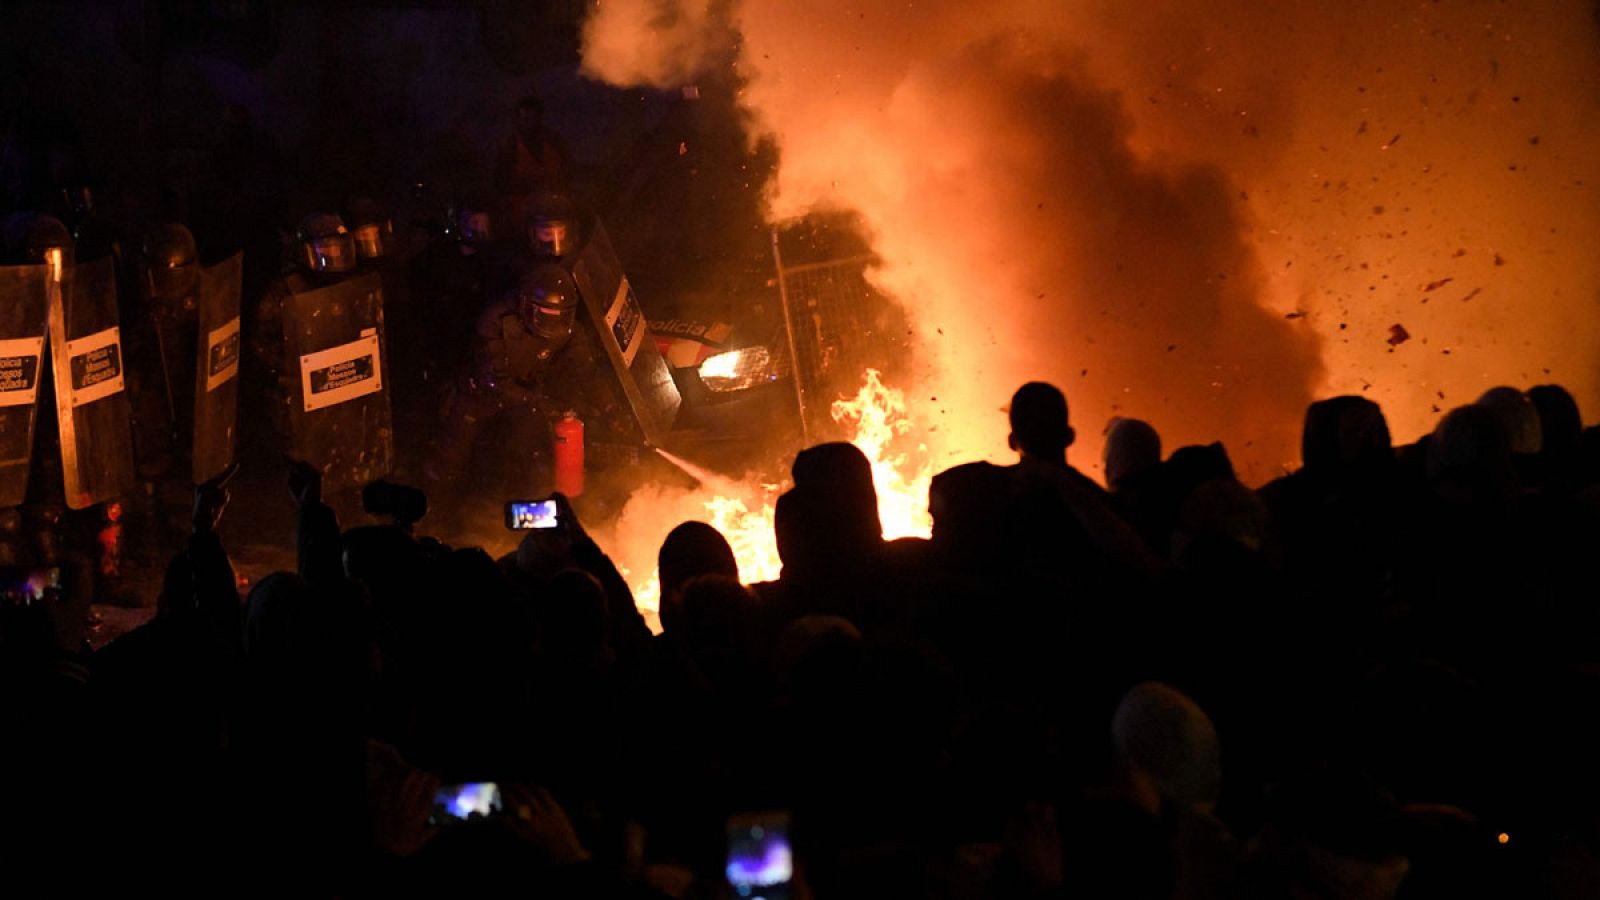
<box><xmin>408</xmin><ymin>199</ymin><xmax>506</xmax><ymax>384</ymax></box>
<box><xmin>526</xmin><ymin>191</ymin><xmax>577</xmax><ymax>263</ymax></box>
<box><xmin>124</xmin><ymin>221</ymin><xmax>203</xmax><ymax>557</ymax></box>
<box><xmin>251</xmin><ymin>212</ymin><xmax>360</xmax><ymax>441</ymax></box>
<box><xmin>520</xmin><ymin>194</ymin><xmax>637</xmax><ymax>471</ymax></box>
<box><xmin>429</xmin><ymin>260</ymin><xmax>579</xmax><ymax>506</ymax></box>
<box><xmin>0</xmin><ymin>214</ymin><xmax>74</xmax><ymax>566</ymax></box>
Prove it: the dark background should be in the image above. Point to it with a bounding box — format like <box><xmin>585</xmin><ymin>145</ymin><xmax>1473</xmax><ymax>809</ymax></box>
<box><xmin>0</xmin><ymin>1</ymin><xmax>787</xmax><ymax>307</ymax></box>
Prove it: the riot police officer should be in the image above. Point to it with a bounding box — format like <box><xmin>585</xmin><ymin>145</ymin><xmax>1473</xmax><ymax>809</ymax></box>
<box><xmin>346</xmin><ymin>198</ymin><xmax>395</xmax><ymax>270</ymax></box>
<box><xmin>348</xmin><ymin>197</ymin><xmax>423</xmax><ymax>411</ymax></box>
<box><xmin>125</xmin><ymin>222</ymin><xmax>203</xmax><ymax>555</ymax></box>
<box><xmin>6</xmin><ymin>212</ymin><xmax>75</xmax><ymax>273</ymax></box>
<box><xmin>526</xmin><ymin>191</ymin><xmax>578</xmax><ymax>263</ymax></box>
<box><xmin>253</xmin><ymin>211</ymin><xmax>394</xmax><ymax>496</ymax></box>
<box><xmin>430</xmin><ymin>261</ymin><xmax>578</xmax><ymax>506</ymax></box>
<box><xmin>294</xmin><ymin>212</ymin><xmax>360</xmax><ymax>277</ymax></box>
<box><xmin>60</xmin><ymin>184</ymin><xmax>120</xmax><ymax>264</ymax></box>
<box><xmin>0</xmin><ymin>213</ymin><xmax>74</xmax><ymax>566</ymax></box>
<box><xmin>251</xmin><ymin>212</ymin><xmax>360</xmax><ymax>439</ymax></box>
<box><xmin>408</xmin><ymin>200</ymin><xmax>506</xmax><ymax>390</ymax></box>
<box><xmin>1</xmin><ymin>213</ymin><xmax>136</xmax><ymax>601</ymax></box>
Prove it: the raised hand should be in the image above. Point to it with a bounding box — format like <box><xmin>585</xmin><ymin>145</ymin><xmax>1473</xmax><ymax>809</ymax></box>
<box><xmin>192</xmin><ymin>461</ymin><xmax>240</xmax><ymax>532</ymax></box>
<box><xmin>503</xmin><ymin>784</ymin><xmax>590</xmax><ymax>866</ymax></box>
<box><xmin>549</xmin><ymin>491</ymin><xmax>588</xmax><ymax>544</ymax></box>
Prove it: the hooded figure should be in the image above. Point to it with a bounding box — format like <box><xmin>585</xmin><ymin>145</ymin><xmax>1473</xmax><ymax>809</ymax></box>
<box><xmin>657</xmin><ymin>520</ymin><xmax>738</xmax><ymax>634</ymax></box>
<box><xmin>792</xmin><ymin>441</ymin><xmax>883</xmax><ymax>543</ymax></box>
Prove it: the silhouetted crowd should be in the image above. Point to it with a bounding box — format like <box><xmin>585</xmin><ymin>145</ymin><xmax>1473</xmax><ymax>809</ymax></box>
<box><xmin>5</xmin><ymin>379</ymin><xmax>1600</xmax><ymax>899</ymax></box>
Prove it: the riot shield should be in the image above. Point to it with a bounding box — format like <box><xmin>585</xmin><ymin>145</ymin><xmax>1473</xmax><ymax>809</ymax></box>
<box><xmin>48</xmin><ymin>256</ymin><xmax>136</xmax><ymax>509</ymax></box>
<box><xmin>284</xmin><ymin>271</ymin><xmax>393</xmax><ymax>493</ymax></box>
<box><xmin>569</xmin><ymin>220</ymin><xmax>681</xmax><ymax>447</ymax></box>
<box><xmin>0</xmin><ymin>265</ymin><xmax>50</xmax><ymax>508</ymax></box>
<box><xmin>192</xmin><ymin>253</ymin><xmax>242</xmax><ymax>484</ymax></box>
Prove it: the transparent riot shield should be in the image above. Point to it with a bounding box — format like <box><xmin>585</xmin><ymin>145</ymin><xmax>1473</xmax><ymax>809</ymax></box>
<box><xmin>283</xmin><ymin>271</ymin><xmax>394</xmax><ymax>492</ymax></box>
<box><xmin>568</xmin><ymin>220</ymin><xmax>681</xmax><ymax>447</ymax></box>
<box><xmin>48</xmin><ymin>256</ymin><xmax>136</xmax><ymax>509</ymax></box>
<box><xmin>0</xmin><ymin>265</ymin><xmax>50</xmax><ymax>507</ymax></box>
<box><xmin>192</xmin><ymin>253</ymin><xmax>242</xmax><ymax>484</ymax></box>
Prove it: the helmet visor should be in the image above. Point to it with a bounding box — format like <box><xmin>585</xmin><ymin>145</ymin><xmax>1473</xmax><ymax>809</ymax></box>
<box><xmin>530</xmin><ymin>303</ymin><xmax>576</xmax><ymax>341</ymax></box>
<box><xmin>531</xmin><ymin>219</ymin><xmax>572</xmax><ymax>258</ymax></box>
<box><xmin>352</xmin><ymin>222</ymin><xmax>387</xmax><ymax>260</ymax></box>
<box><xmin>305</xmin><ymin>234</ymin><xmax>357</xmax><ymax>273</ymax></box>
<box><xmin>148</xmin><ymin>263</ymin><xmax>198</xmax><ymax>299</ymax></box>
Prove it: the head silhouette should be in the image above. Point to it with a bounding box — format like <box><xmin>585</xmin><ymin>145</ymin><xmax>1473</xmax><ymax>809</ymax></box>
<box><xmin>1103</xmin><ymin>417</ymin><xmax>1162</xmax><ymax>488</ymax></box>
<box><xmin>1301</xmin><ymin>396</ymin><xmax>1392</xmax><ymax>471</ymax></box>
<box><xmin>1474</xmin><ymin>386</ymin><xmax>1542</xmax><ymax>455</ymax></box>
<box><xmin>1427</xmin><ymin>404</ymin><xmax>1516</xmax><ymax>503</ymax></box>
<box><xmin>1527</xmin><ymin>384</ymin><xmax>1582</xmax><ymax>455</ymax></box>
<box><xmin>792</xmin><ymin>441</ymin><xmax>882</xmax><ymax>541</ymax></box>
<box><xmin>658</xmin><ymin>521</ymin><xmax>738</xmax><ymax>633</ymax></box>
<box><xmin>1008</xmin><ymin>382</ymin><xmax>1075</xmax><ymax>463</ymax></box>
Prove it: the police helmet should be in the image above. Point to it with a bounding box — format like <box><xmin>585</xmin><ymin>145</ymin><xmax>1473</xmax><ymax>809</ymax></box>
<box><xmin>515</xmin><ymin>262</ymin><xmax>578</xmax><ymax>352</ymax></box>
<box><xmin>141</xmin><ymin>222</ymin><xmax>199</xmax><ymax>300</ymax></box>
<box><xmin>5</xmin><ymin>213</ymin><xmax>75</xmax><ymax>279</ymax></box>
<box><xmin>527</xmin><ymin>192</ymin><xmax>577</xmax><ymax>260</ymax></box>
<box><xmin>295</xmin><ymin>212</ymin><xmax>357</xmax><ymax>274</ymax></box>
<box><xmin>345</xmin><ymin>198</ymin><xmax>392</xmax><ymax>263</ymax></box>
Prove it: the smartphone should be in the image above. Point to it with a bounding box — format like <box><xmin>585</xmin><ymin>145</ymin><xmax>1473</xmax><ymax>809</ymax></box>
<box><xmin>505</xmin><ymin>499</ymin><xmax>559</xmax><ymax>530</ymax></box>
<box><xmin>429</xmin><ymin>782</ymin><xmax>503</xmax><ymax>826</ymax></box>
<box><xmin>726</xmin><ymin>811</ymin><xmax>793</xmax><ymax>900</ymax></box>
<box><xmin>0</xmin><ymin>566</ymin><xmax>61</xmax><ymax>607</ymax></box>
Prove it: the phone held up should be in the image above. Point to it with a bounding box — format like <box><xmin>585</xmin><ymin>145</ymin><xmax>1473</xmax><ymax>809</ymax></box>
<box><xmin>505</xmin><ymin>499</ymin><xmax>559</xmax><ymax>531</ymax></box>
<box><xmin>726</xmin><ymin>810</ymin><xmax>793</xmax><ymax>900</ymax></box>
<box><xmin>0</xmin><ymin>566</ymin><xmax>62</xmax><ymax>608</ymax></box>
<box><xmin>429</xmin><ymin>782</ymin><xmax>503</xmax><ymax>826</ymax></box>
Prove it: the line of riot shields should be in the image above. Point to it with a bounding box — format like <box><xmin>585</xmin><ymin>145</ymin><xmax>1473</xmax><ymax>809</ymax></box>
<box><xmin>1</xmin><ymin>216</ymin><xmax>245</xmax><ymax>572</ymax></box>
<box><xmin>1</xmin><ymin>250</ymin><xmax>245</xmax><ymax>506</ymax></box>
<box><xmin>1</xmin><ymin>209</ymin><xmax>386</xmax><ymax>572</ymax></box>
<box><xmin>0</xmin><ymin>198</ymin><xmax>681</xmax><ymax>566</ymax></box>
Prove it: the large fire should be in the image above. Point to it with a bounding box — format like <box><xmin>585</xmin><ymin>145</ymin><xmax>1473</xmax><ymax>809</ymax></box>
<box><xmin>582</xmin><ymin>0</ymin><xmax>1600</xmax><ymax>483</ymax></box>
<box><xmin>581</xmin><ymin>1</ymin><xmax>1600</xmax><ymax>622</ymax></box>
<box><xmin>619</xmin><ymin>370</ymin><xmax>933</xmax><ymax>632</ymax></box>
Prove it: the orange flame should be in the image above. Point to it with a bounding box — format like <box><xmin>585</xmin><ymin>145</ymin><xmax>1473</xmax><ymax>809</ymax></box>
<box><xmin>829</xmin><ymin>369</ymin><xmax>934</xmax><ymax>540</ymax></box>
<box><xmin>583</xmin><ymin>0</ymin><xmax>1600</xmax><ymax>481</ymax></box>
<box><xmin>621</xmin><ymin>369</ymin><xmax>933</xmax><ymax>632</ymax></box>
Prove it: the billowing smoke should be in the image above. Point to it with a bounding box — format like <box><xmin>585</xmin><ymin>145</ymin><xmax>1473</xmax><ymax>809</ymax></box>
<box><xmin>579</xmin><ymin>0</ymin><xmax>732</xmax><ymax>89</ymax></box>
<box><xmin>583</xmin><ymin>0</ymin><xmax>1600</xmax><ymax>481</ymax></box>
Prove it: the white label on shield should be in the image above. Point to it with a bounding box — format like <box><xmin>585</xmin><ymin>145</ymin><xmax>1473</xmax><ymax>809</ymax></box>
<box><xmin>300</xmin><ymin>333</ymin><xmax>382</xmax><ymax>412</ymax></box>
<box><xmin>604</xmin><ymin>276</ymin><xmax>645</xmax><ymax>367</ymax></box>
<box><xmin>206</xmin><ymin>316</ymin><xmax>241</xmax><ymax>392</ymax></box>
<box><xmin>65</xmin><ymin>326</ymin><xmax>125</xmax><ymax>408</ymax></box>
<box><xmin>0</xmin><ymin>336</ymin><xmax>45</xmax><ymax>408</ymax></box>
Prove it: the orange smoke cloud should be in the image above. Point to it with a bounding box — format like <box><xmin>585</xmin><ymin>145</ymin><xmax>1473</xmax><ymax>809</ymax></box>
<box><xmin>583</xmin><ymin>0</ymin><xmax>1600</xmax><ymax>481</ymax></box>
<box><xmin>1066</xmin><ymin>0</ymin><xmax>1600</xmax><ymax>451</ymax></box>
<box><xmin>579</xmin><ymin>0</ymin><xmax>730</xmax><ymax>88</ymax></box>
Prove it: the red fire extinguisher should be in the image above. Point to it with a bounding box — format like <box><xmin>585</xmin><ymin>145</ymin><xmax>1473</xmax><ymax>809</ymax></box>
<box><xmin>553</xmin><ymin>411</ymin><xmax>585</xmax><ymax>497</ymax></box>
